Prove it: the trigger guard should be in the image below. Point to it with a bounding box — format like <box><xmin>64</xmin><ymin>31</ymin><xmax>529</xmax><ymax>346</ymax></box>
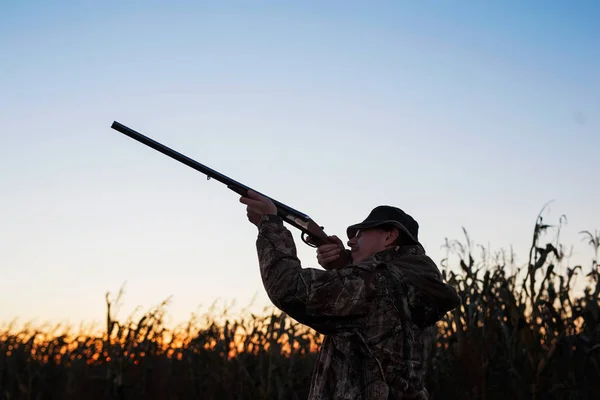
<box><xmin>301</xmin><ymin>232</ymin><xmax>318</xmax><ymax>248</ymax></box>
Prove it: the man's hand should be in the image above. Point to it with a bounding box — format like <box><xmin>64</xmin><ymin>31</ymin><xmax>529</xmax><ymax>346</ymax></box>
<box><xmin>239</xmin><ymin>190</ymin><xmax>278</xmax><ymax>226</ymax></box>
<box><xmin>311</xmin><ymin>235</ymin><xmax>351</xmax><ymax>270</ymax></box>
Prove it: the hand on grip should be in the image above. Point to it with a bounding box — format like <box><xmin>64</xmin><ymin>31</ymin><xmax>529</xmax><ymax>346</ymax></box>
<box><xmin>308</xmin><ymin>235</ymin><xmax>351</xmax><ymax>270</ymax></box>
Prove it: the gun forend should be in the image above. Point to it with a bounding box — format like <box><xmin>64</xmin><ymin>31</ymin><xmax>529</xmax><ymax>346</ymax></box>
<box><xmin>110</xmin><ymin>121</ymin><xmax>330</xmax><ymax>247</ymax></box>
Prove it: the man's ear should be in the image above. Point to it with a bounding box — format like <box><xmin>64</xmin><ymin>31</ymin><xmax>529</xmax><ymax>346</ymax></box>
<box><xmin>386</xmin><ymin>228</ymin><xmax>400</xmax><ymax>246</ymax></box>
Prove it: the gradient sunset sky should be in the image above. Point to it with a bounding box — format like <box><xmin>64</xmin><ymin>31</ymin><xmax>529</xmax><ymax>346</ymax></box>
<box><xmin>1</xmin><ymin>1</ymin><xmax>599</xmax><ymax>328</ymax></box>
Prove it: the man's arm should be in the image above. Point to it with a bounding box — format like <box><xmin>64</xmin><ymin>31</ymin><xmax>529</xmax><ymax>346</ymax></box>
<box><xmin>255</xmin><ymin>214</ymin><xmax>376</xmax><ymax>334</ymax></box>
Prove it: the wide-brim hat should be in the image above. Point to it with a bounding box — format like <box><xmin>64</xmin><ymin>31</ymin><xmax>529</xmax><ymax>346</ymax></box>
<box><xmin>346</xmin><ymin>205</ymin><xmax>420</xmax><ymax>245</ymax></box>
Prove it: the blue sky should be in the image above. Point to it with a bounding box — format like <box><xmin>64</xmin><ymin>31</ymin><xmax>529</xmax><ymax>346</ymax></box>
<box><xmin>1</xmin><ymin>1</ymin><xmax>598</xmax><ymax>329</ymax></box>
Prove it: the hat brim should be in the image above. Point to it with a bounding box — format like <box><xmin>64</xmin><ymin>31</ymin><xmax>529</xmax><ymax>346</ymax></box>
<box><xmin>346</xmin><ymin>220</ymin><xmax>419</xmax><ymax>245</ymax></box>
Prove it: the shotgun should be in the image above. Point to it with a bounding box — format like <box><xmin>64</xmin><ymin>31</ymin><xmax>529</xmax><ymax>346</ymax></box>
<box><xmin>110</xmin><ymin>121</ymin><xmax>330</xmax><ymax>248</ymax></box>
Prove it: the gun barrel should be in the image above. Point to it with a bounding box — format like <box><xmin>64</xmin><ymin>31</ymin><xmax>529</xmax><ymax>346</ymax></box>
<box><xmin>110</xmin><ymin>121</ymin><xmax>311</xmax><ymax>222</ymax></box>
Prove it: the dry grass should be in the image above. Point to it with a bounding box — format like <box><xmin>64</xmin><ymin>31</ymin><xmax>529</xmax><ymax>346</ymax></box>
<box><xmin>1</xmin><ymin>208</ymin><xmax>598</xmax><ymax>399</ymax></box>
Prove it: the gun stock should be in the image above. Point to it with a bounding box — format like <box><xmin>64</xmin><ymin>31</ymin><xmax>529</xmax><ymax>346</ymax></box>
<box><xmin>110</xmin><ymin>121</ymin><xmax>330</xmax><ymax>247</ymax></box>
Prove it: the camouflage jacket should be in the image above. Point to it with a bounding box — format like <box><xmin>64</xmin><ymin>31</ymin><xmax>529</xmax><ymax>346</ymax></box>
<box><xmin>255</xmin><ymin>214</ymin><xmax>461</xmax><ymax>400</ymax></box>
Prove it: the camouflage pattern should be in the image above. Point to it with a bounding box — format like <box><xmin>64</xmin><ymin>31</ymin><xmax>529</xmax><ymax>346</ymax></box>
<box><xmin>255</xmin><ymin>214</ymin><xmax>461</xmax><ymax>400</ymax></box>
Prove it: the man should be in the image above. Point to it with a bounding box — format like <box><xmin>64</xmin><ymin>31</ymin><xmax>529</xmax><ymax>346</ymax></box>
<box><xmin>239</xmin><ymin>190</ymin><xmax>461</xmax><ymax>399</ymax></box>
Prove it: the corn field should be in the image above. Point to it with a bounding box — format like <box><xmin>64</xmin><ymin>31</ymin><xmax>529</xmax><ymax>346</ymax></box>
<box><xmin>1</xmin><ymin>210</ymin><xmax>599</xmax><ymax>399</ymax></box>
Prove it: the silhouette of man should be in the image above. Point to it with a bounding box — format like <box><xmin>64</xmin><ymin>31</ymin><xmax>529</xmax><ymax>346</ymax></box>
<box><xmin>239</xmin><ymin>190</ymin><xmax>460</xmax><ymax>399</ymax></box>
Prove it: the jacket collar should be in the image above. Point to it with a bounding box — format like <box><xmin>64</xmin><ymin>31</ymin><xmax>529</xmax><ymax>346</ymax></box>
<box><xmin>368</xmin><ymin>244</ymin><xmax>425</xmax><ymax>264</ymax></box>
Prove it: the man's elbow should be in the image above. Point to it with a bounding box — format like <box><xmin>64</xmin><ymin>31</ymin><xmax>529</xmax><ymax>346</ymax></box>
<box><xmin>266</xmin><ymin>291</ymin><xmax>299</xmax><ymax>314</ymax></box>
<box><xmin>261</xmin><ymin>272</ymin><xmax>299</xmax><ymax>308</ymax></box>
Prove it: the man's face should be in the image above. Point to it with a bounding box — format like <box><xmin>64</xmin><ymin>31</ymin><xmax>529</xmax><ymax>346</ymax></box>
<box><xmin>347</xmin><ymin>227</ymin><xmax>395</xmax><ymax>263</ymax></box>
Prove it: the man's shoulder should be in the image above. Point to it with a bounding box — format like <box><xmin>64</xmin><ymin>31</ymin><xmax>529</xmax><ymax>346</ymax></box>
<box><xmin>341</xmin><ymin>258</ymin><xmax>409</xmax><ymax>303</ymax></box>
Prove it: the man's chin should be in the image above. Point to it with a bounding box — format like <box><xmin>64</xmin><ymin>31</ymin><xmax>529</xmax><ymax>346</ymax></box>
<box><xmin>351</xmin><ymin>252</ymin><xmax>364</xmax><ymax>263</ymax></box>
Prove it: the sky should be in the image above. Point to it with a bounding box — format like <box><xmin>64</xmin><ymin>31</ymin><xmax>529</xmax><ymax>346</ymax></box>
<box><xmin>1</xmin><ymin>1</ymin><xmax>599</xmax><ymax>331</ymax></box>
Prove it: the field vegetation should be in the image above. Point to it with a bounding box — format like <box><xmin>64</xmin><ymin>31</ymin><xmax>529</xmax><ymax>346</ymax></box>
<box><xmin>1</xmin><ymin>208</ymin><xmax>599</xmax><ymax>399</ymax></box>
